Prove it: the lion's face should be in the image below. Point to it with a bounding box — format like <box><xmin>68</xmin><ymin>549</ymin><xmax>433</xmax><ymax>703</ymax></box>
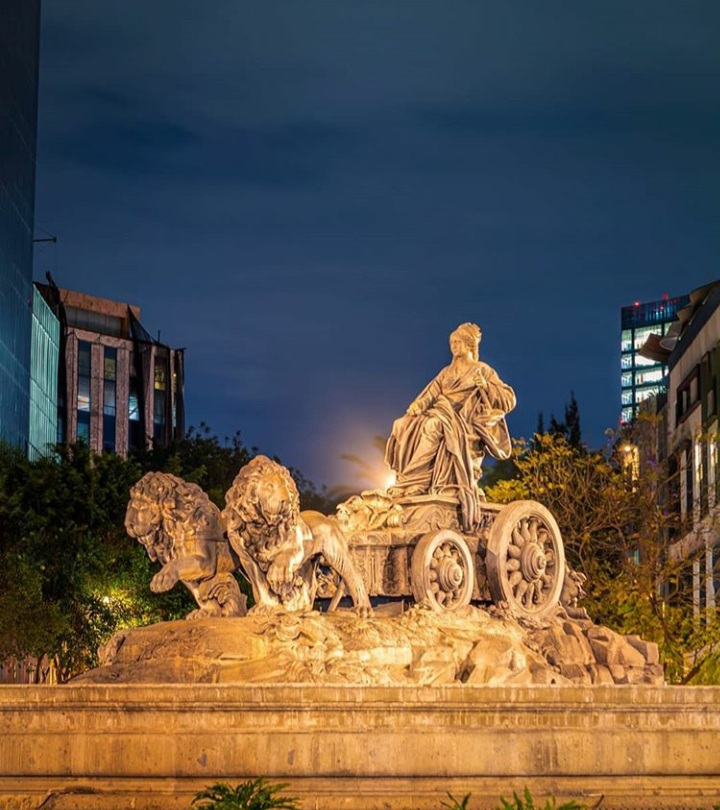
<box><xmin>250</xmin><ymin>474</ymin><xmax>294</xmax><ymax>527</ymax></box>
<box><xmin>125</xmin><ymin>493</ymin><xmax>161</xmax><ymax>541</ymax></box>
<box><xmin>223</xmin><ymin>456</ymin><xmax>300</xmax><ymax>555</ymax></box>
<box><xmin>125</xmin><ymin>472</ymin><xmax>189</xmax><ymax>562</ymax></box>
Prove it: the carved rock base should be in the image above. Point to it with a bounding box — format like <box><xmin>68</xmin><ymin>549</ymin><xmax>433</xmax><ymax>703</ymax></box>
<box><xmin>74</xmin><ymin>605</ymin><xmax>663</xmax><ymax>686</ymax></box>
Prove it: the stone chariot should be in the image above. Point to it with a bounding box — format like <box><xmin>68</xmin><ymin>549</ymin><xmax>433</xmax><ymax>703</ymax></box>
<box><xmin>336</xmin><ymin>494</ymin><xmax>566</xmax><ymax>619</ymax></box>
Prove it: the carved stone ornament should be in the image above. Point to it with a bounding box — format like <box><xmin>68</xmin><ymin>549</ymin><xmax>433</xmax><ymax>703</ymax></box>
<box><xmin>111</xmin><ymin>322</ymin><xmax>666</xmax><ymax>688</ymax></box>
<box><xmin>222</xmin><ymin>455</ymin><xmax>371</xmax><ymax>615</ymax></box>
<box><xmin>125</xmin><ymin>472</ymin><xmax>247</xmax><ymax>619</ymax></box>
<box><xmin>385</xmin><ymin>322</ymin><xmax>516</xmax><ymax>532</ymax></box>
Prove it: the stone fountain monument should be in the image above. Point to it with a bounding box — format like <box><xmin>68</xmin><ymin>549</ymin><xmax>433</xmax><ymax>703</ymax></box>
<box><xmin>1</xmin><ymin>323</ymin><xmax>719</xmax><ymax>810</ymax></box>
<box><xmin>85</xmin><ymin>321</ymin><xmax>660</xmax><ymax>688</ymax></box>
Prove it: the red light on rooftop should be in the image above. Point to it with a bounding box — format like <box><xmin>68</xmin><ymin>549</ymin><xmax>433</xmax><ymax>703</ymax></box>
<box><xmin>634</xmin><ymin>301</ymin><xmax>640</xmax><ymax>306</ymax></box>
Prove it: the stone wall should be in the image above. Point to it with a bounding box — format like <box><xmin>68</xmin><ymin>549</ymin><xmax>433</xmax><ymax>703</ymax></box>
<box><xmin>1</xmin><ymin>684</ymin><xmax>719</xmax><ymax>809</ymax></box>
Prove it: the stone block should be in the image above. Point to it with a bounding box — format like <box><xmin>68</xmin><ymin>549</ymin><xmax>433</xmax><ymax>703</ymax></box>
<box><xmin>588</xmin><ymin>663</ymin><xmax>613</xmax><ymax>685</ymax></box>
<box><xmin>559</xmin><ymin>662</ymin><xmax>591</xmax><ymax>684</ymax></box>
<box><xmin>625</xmin><ymin>634</ymin><xmax>660</xmax><ymax>665</ymax></box>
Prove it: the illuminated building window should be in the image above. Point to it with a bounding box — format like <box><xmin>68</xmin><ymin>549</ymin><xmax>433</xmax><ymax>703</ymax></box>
<box><xmin>76</xmin><ymin>341</ymin><xmax>91</xmax><ymax>441</ymax></box>
<box><xmin>635</xmin><ymin>368</ymin><xmax>664</xmax><ymax>386</ymax></box>
<box><xmin>103</xmin><ymin>347</ymin><xmax>117</xmax><ymax>452</ymax></box>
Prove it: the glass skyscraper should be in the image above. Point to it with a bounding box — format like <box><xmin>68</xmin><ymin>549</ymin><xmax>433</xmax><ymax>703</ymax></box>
<box><xmin>620</xmin><ymin>294</ymin><xmax>689</xmax><ymax>424</ymax></box>
<box><xmin>0</xmin><ymin>1</ymin><xmax>41</xmax><ymax>450</ymax></box>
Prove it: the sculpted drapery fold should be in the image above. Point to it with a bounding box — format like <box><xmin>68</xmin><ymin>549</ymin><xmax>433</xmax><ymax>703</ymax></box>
<box><xmin>385</xmin><ymin>323</ymin><xmax>516</xmax><ymax>530</ymax></box>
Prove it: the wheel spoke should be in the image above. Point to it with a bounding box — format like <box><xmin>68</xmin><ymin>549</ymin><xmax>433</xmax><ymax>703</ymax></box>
<box><xmin>514</xmin><ymin>579</ymin><xmax>528</xmax><ymax>602</ymax></box>
<box><xmin>527</xmin><ymin>519</ymin><xmax>538</xmax><ymax>544</ymax></box>
<box><xmin>508</xmin><ymin>570</ymin><xmax>523</xmax><ymax>587</ymax></box>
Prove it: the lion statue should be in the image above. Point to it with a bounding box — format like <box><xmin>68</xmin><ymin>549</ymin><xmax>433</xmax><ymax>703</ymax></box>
<box><xmin>125</xmin><ymin>472</ymin><xmax>247</xmax><ymax>620</ymax></box>
<box><xmin>222</xmin><ymin>455</ymin><xmax>371</xmax><ymax>615</ymax></box>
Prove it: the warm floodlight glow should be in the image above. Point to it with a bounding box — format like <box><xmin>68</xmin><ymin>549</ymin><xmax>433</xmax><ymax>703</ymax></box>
<box><xmin>384</xmin><ymin>470</ymin><xmax>397</xmax><ymax>490</ymax></box>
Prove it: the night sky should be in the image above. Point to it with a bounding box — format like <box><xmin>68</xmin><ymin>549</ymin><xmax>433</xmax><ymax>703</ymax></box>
<box><xmin>33</xmin><ymin>1</ymin><xmax>720</xmax><ymax>489</ymax></box>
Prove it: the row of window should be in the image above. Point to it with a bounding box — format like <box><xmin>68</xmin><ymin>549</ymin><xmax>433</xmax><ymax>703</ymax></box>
<box><xmin>621</xmin><ymin>352</ymin><xmax>658</xmax><ymax>369</ymax></box>
<box><xmin>621</xmin><ymin>368</ymin><xmax>665</xmax><ymax>388</ymax></box>
<box><xmin>75</xmin><ymin>341</ymin><xmax>175</xmax><ymax>452</ymax></box>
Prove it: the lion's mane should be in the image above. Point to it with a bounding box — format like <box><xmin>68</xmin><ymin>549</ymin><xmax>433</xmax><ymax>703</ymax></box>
<box><xmin>222</xmin><ymin>455</ymin><xmax>300</xmax><ymax>568</ymax></box>
<box><xmin>127</xmin><ymin>472</ymin><xmax>221</xmax><ymax>559</ymax></box>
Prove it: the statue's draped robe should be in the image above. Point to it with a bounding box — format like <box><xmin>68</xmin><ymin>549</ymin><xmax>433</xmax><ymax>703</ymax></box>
<box><xmin>384</xmin><ymin>359</ymin><xmax>516</xmax><ymax>530</ymax></box>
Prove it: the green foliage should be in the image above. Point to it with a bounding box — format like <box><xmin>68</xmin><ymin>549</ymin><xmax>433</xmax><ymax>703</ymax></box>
<box><xmin>486</xmin><ymin>421</ymin><xmax>720</xmax><ymax>684</ymax></box>
<box><xmin>133</xmin><ymin>422</ymin><xmax>332</xmax><ymax>512</ymax></box>
<box><xmin>495</xmin><ymin>787</ymin><xmax>587</xmax><ymax>810</ymax></box>
<box><xmin>0</xmin><ymin>424</ymin><xmax>329</xmax><ymax>681</ymax></box>
<box><xmin>191</xmin><ymin>779</ymin><xmax>299</xmax><ymax>810</ymax></box>
<box><xmin>0</xmin><ymin>441</ymin><xmax>195</xmax><ymax>680</ymax></box>
<box><xmin>132</xmin><ymin>423</ymin><xmax>254</xmax><ymax>508</ymax></box>
<box><xmin>441</xmin><ymin>792</ymin><xmax>472</xmax><ymax>809</ymax></box>
<box><xmin>440</xmin><ymin>788</ymin><xmax>588</xmax><ymax>810</ymax></box>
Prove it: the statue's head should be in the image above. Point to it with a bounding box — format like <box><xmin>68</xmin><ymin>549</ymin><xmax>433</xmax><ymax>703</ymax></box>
<box><xmin>449</xmin><ymin>322</ymin><xmax>482</xmax><ymax>360</ymax></box>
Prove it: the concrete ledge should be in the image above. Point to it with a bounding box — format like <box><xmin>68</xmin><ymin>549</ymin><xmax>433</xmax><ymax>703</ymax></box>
<box><xmin>1</xmin><ymin>684</ymin><xmax>719</xmax><ymax>808</ymax></box>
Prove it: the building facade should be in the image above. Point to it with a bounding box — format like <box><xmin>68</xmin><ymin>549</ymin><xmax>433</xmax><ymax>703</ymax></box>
<box><xmin>620</xmin><ymin>294</ymin><xmax>689</xmax><ymax>425</ymax></box>
<box><xmin>28</xmin><ymin>286</ymin><xmax>60</xmax><ymax>459</ymax></box>
<box><xmin>0</xmin><ymin>0</ymin><xmax>41</xmax><ymax>450</ymax></box>
<box><xmin>659</xmin><ymin>282</ymin><xmax>720</xmax><ymax>615</ymax></box>
<box><xmin>37</xmin><ymin>281</ymin><xmax>185</xmax><ymax>455</ymax></box>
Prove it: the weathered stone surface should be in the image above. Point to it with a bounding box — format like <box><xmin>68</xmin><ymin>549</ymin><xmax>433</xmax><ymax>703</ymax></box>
<box><xmin>626</xmin><ymin>633</ymin><xmax>660</xmax><ymax>665</ymax></box>
<box><xmin>2</xmin><ymin>683</ymin><xmax>720</xmax><ymax>809</ymax></box>
<box><xmin>75</xmin><ymin>604</ymin><xmax>664</xmax><ymax>687</ymax></box>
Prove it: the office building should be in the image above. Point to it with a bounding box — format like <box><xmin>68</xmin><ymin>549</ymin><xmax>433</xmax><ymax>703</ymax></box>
<box><xmin>634</xmin><ymin>281</ymin><xmax>720</xmax><ymax>614</ymax></box>
<box><xmin>36</xmin><ymin>280</ymin><xmax>185</xmax><ymax>455</ymax></box>
<box><xmin>620</xmin><ymin>294</ymin><xmax>689</xmax><ymax>424</ymax></box>
<box><xmin>28</xmin><ymin>286</ymin><xmax>60</xmax><ymax>459</ymax></box>
<box><xmin>0</xmin><ymin>0</ymin><xmax>41</xmax><ymax>450</ymax></box>
<box><xmin>661</xmin><ymin>282</ymin><xmax>720</xmax><ymax>614</ymax></box>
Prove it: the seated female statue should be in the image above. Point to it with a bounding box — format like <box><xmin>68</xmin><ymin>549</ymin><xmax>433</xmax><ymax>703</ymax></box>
<box><xmin>384</xmin><ymin>322</ymin><xmax>516</xmax><ymax>531</ymax></box>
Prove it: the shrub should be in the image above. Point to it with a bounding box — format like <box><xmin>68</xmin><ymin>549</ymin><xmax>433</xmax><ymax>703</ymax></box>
<box><xmin>191</xmin><ymin>778</ymin><xmax>299</xmax><ymax>810</ymax></box>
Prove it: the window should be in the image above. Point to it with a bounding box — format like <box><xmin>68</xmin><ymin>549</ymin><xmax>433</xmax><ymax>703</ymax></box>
<box><xmin>635</xmin><ymin>368</ymin><xmax>664</xmax><ymax>386</ymax></box>
<box><xmin>677</xmin><ymin>367</ymin><xmax>700</xmax><ymax>425</ymax></box>
<box><xmin>697</xmin><ymin>438</ymin><xmax>708</xmax><ymax>518</ymax></box>
<box><xmin>621</xmin><ymin>330</ymin><xmax>633</xmax><ymax>353</ymax></box>
<box><xmin>153</xmin><ymin>354</ymin><xmax>168</xmax><ymax>442</ymax></box>
<box><xmin>103</xmin><ymin>347</ymin><xmax>117</xmax><ymax>452</ymax></box>
<box><xmin>684</xmin><ymin>446</ymin><xmax>694</xmax><ymax>517</ymax></box>
<box><xmin>621</xmin><ymin>354</ymin><xmax>633</xmax><ymax>369</ymax></box>
<box><xmin>633</xmin><ymin>326</ymin><xmax>657</xmax><ymax>351</ymax></box>
<box><xmin>76</xmin><ymin>341</ymin><xmax>91</xmax><ymax>441</ymax></box>
<box><xmin>636</xmin><ymin>386</ymin><xmax>662</xmax><ymax>404</ymax></box>
<box><xmin>621</xmin><ymin>372</ymin><xmax>632</xmax><ymax>388</ymax></box>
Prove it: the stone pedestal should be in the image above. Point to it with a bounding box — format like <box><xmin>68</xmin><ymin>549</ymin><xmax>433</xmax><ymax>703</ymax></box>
<box><xmin>1</xmin><ymin>684</ymin><xmax>719</xmax><ymax>809</ymax></box>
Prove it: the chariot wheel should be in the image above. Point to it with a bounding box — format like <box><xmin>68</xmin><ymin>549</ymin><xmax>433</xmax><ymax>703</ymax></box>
<box><xmin>486</xmin><ymin>500</ymin><xmax>565</xmax><ymax>618</ymax></box>
<box><xmin>410</xmin><ymin>529</ymin><xmax>474</xmax><ymax>611</ymax></box>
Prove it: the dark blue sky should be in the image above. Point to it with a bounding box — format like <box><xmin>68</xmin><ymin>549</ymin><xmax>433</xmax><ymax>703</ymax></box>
<box><xmin>33</xmin><ymin>1</ymin><xmax>720</xmax><ymax>488</ymax></box>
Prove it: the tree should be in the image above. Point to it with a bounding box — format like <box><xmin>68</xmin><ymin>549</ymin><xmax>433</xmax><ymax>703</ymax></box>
<box><xmin>539</xmin><ymin>392</ymin><xmax>583</xmax><ymax>451</ymax></box>
<box><xmin>0</xmin><ymin>442</ymin><xmax>200</xmax><ymax>680</ymax></box>
<box><xmin>0</xmin><ymin>426</ymin><xmax>332</xmax><ymax>680</ymax></box>
<box><xmin>486</xmin><ymin>425</ymin><xmax>719</xmax><ymax>683</ymax></box>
